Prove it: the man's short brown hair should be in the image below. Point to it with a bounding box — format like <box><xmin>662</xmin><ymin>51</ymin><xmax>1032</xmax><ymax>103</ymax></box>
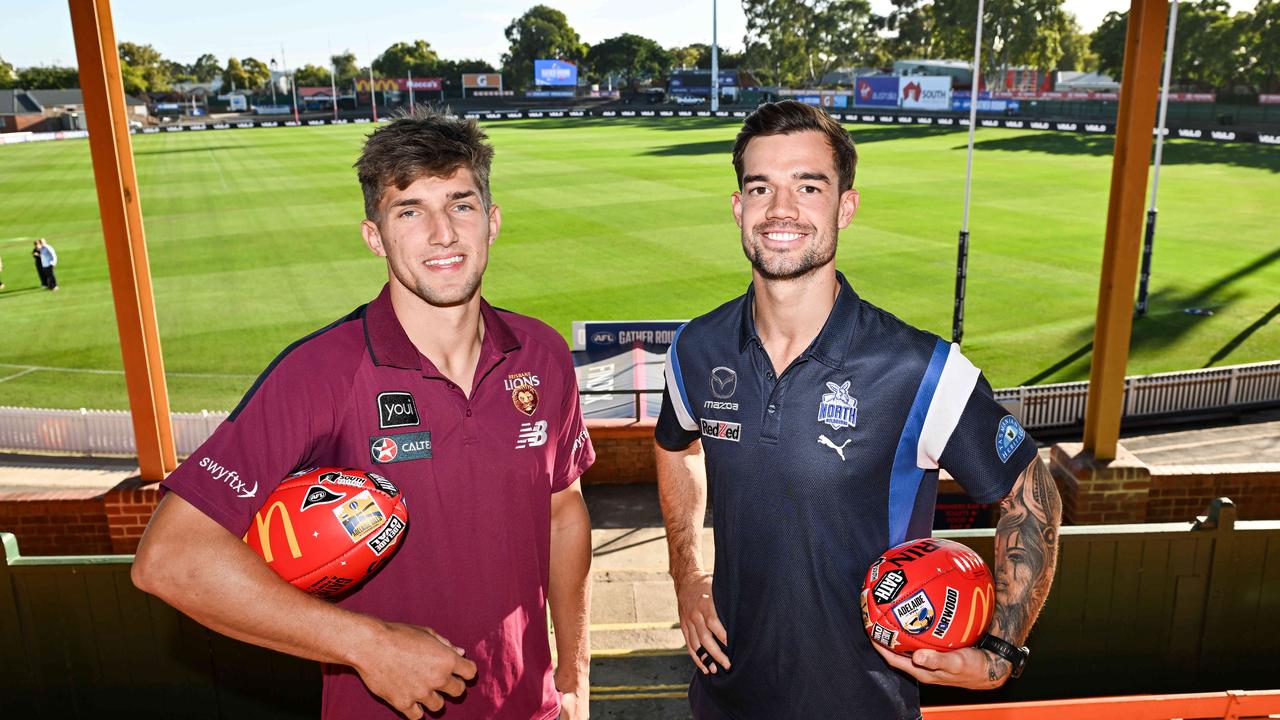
<box><xmin>354</xmin><ymin>106</ymin><xmax>495</xmax><ymax>221</ymax></box>
<box><xmin>732</xmin><ymin>100</ymin><xmax>858</xmax><ymax>192</ymax></box>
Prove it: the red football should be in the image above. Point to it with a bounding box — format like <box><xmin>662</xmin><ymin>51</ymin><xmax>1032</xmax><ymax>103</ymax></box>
<box><xmin>244</xmin><ymin>467</ymin><xmax>409</xmax><ymax>598</ymax></box>
<box><xmin>860</xmin><ymin>538</ymin><xmax>993</xmax><ymax>655</ymax></box>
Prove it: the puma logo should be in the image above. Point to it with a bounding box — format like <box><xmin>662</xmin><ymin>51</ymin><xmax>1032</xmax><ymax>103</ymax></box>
<box><xmin>819</xmin><ymin>435</ymin><xmax>852</xmax><ymax>461</ymax></box>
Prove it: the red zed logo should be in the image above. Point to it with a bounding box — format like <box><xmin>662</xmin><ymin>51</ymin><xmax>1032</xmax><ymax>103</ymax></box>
<box><xmin>371</xmin><ymin>437</ymin><xmax>398</xmax><ymax>463</ymax></box>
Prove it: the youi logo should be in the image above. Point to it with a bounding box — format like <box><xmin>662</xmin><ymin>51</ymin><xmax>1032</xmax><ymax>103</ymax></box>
<box><xmin>818</xmin><ymin>380</ymin><xmax>858</xmax><ymax>430</ymax></box>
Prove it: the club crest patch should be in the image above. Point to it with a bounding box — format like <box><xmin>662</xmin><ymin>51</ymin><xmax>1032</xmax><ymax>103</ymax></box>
<box><xmin>818</xmin><ymin>380</ymin><xmax>858</xmax><ymax>430</ymax></box>
<box><xmin>511</xmin><ymin>384</ymin><xmax>540</xmax><ymax>416</ymax></box>
<box><xmin>996</xmin><ymin>415</ymin><xmax>1026</xmax><ymax>463</ymax></box>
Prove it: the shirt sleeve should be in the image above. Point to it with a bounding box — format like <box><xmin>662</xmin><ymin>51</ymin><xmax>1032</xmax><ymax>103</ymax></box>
<box><xmin>655</xmin><ymin>326</ymin><xmax>699</xmax><ymax>451</ymax></box>
<box><xmin>551</xmin><ymin>343</ymin><xmax>595</xmax><ymax>493</ymax></box>
<box><xmin>916</xmin><ymin>343</ymin><xmax>1037</xmax><ymax>504</ymax></box>
<box><xmin>161</xmin><ymin>351</ymin><xmax>334</xmax><ymax>536</ymax></box>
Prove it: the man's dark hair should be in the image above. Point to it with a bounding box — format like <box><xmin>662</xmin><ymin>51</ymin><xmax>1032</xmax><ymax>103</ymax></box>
<box><xmin>354</xmin><ymin>106</ymin><xmax>494</xmax><ymax>222</ymax></box>
<box><xmin>732</xmin><ymin>100</ymin><xmax>857</xmax><ymax>192</ymax></box>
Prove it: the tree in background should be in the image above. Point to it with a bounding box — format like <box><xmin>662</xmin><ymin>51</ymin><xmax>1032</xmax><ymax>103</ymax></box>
<box><xmin>883</xmin><ymin>0</ymin><xmax>939</xmax><ymax>61</ymax></box>
<box><xmin>668</xmin><ymin>43</ymin><xmax>747</xmax><ymax>70</ymax></box>
<box><xmin>1252</xmin><ymin>0</ymin><xmax>1280</xmax><ymax>92</ymax></box>
<box><xmin>374</xmin><ymin>40</ymin><xmax>440</xmax><ymax>78</ymax></box>
<box><xmin>1089</xmin><ymin>10</ymin><xmax>1126</xmax><ymax>78</ymax></box>
<box><xmin>331</xmin><ymin>51</ymin><xmax>361</xmax><ymax>91</ymax></box>
<box><xmin>242</xmin><ymin>58</ymin><xmax>272</xmax><ymax>93</ymax></box>
<box><xmin>0</xmin><ymin>56</ymin><xmax>17</xmax><ymax>89</ymax></box>
<box><xmin>927</xmin><ymin>0</ymin><xmax>1076</xmax><ymax>89</ymax></box>
<box><xmin>15</xmin><ymin>66</ymin><xmax>79</xmax><ymax>89</ymax></box>
<box><xmin>118</xmin><ymin>42</ymin><xmax>172</xmax><ymax>94</ymax></box>
<box><xmin>1091</xmin><ymin>0</ymin><xmax>1262</xmax><ymax>92</ymax></box>
<box><xmin>190</xmin><ymin>53</ymin><xmax>221</xmax><ymax>83</ymax></box>
<box><xmin>587</xmin><ymin>33</ymin><xmax>671</xmax><ymax>97</ymax></box>
<box><xmin>293</xmin><ymin>64</ymin><xmax>333</xmax><ymax>87</ymax></box>
<box><xmin>502</xmin><ymin>5</ymin><xmax>586</xmax><ymax>91</ymax></box>
<box><xmin>743</xmin><ymin>0</ymin><xmax>876</xmax><ymax>86</ymax></box>
<box><xmin>1056</xmin><ymin>16</ymin><xmax>1096</xmax><ymax>72</ymax></box>
<box><xmin>222</xmin><ymin>57</ymin><xmax>248</xmax><ymax>91</ymax></box>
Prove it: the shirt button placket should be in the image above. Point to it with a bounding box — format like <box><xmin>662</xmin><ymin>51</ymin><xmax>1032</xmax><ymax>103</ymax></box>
<box><xmin>762</xmin><ymin>372</ymin><xmax>784</xmax><ymax>444</ymax></box>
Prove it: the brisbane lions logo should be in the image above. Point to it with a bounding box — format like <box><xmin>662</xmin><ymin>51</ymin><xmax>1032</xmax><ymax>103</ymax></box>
<box><xmin>512</xmin><ymin>384</ymin><xmax>539</xmax><ymax>416</ymax></box>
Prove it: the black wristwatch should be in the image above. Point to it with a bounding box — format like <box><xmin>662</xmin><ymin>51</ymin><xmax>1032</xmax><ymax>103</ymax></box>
<box><xmin>976</xmin><ymin>634</ymin><xmax>1030</xmax><ymax>679</ymax></box>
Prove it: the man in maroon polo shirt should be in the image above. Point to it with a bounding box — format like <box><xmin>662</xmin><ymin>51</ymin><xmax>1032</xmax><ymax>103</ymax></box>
<box><xmin>132</xmin><ymin>108</ymin><xmax>595</xmax><ymax>720</ymax></box>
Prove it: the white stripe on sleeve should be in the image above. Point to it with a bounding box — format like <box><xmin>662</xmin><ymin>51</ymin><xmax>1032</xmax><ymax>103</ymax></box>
<box><xmin>664</xmin><ymin>344</ymin><xmax>698</xmax><ymax>432</ymax></box>
<box><xmin>917</xmin><ymin>343</ymin><xmax>981</xmax><ymax>469</ymax></box>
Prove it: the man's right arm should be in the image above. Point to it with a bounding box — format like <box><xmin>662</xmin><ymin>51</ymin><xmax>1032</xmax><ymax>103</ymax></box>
<box><xmin>656</xmin><ymin>439</ymin><xmax>729</xmax><ymax>674</ymax></box>
<box><xmin>132</xmin><ymin>493</ymin><xmax>475</xmax><ymax>719</ymax></box>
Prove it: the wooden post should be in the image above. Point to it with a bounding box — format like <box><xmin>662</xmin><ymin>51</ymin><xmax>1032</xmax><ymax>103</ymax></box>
<box><xmin>1083</xmin><ymin>0</ymin><xmax>1170</xmax><ymax>460</ymax></box>
<box><xmin>68</xmin><ymin>0</ymin><xmax>177</xmax><ymax>480</ymax></box>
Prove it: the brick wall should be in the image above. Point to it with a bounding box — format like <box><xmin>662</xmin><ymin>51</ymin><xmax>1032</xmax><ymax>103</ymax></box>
<box><xmin>0</xmin><ymin>490</ymin><xmax>111</xmax><ymax>555</ymax></box>
<box><xmin>581</xmin><ymin>420</ymin><xmax>656</xmax><ymax>485</ymax></box>
<box><xmin>1147</xmin><ymin>464</ymin><xmax>1280</xmax><ymax>522</ymax></box>
<box><xmin>102</xmin><ymin>480</ymin><xmax>163</xmax><ymax>554</ymax></box>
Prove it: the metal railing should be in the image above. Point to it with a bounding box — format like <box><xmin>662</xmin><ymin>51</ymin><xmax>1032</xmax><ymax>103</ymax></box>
<box><xmin>0</xmin><ymin>361</ymin><xmax>1275</xmax><ymax>456</ymax></box>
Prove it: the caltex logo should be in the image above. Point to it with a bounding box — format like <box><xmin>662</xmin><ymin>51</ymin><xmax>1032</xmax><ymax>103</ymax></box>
<box><xmin>371</xmin><ymin>437</ymin><xmax>398</xmax><ymax>463</ymax></box>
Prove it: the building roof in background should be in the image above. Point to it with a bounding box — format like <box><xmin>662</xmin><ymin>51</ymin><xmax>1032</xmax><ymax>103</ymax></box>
<box><xmin>0</xmin><ymin>88</ymin><xmax>146</xmax><ymax>114</ymax></box>
<box><xmin>1055</xmin><ymin>71</ymin><xmax>1120</xmax><ymax>90</ymax></box>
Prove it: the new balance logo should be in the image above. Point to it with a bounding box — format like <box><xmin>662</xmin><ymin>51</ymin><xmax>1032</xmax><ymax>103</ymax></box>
<box><xmin>516</xmin><ymin>421</ymin><xmax>549</xmax><ymax>449</ymax></box>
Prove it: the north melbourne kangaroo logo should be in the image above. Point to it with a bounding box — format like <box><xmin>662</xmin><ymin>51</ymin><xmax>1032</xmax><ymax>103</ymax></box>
<box><xmin>819</xmin><ymin>434</ymin><xmax>852</xmax><ymax>461</ymax></box>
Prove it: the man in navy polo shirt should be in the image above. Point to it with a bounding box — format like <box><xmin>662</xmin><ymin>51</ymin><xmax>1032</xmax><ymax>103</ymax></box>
<box><xmin>655</xmin><ymin>101</ymin><xmax>1062</xmax><ymax>719</ymax></box>
<box><xmin>133</xmin><ymin>108</ymin><xmax>595</xmax><ymax>720</ymax></box>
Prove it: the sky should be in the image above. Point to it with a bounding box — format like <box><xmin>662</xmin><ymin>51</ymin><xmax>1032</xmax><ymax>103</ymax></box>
<box><xmin>1</xmin><ymin>0</ymin><xmax>1263</xmax><ymax>72</ymax></box>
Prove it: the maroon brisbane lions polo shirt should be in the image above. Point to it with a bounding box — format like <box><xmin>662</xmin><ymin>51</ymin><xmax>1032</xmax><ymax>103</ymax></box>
<box><xmin>162</xmin><ymin>284</ymin><xmax>595</xmax><ymax>720</ymax></box>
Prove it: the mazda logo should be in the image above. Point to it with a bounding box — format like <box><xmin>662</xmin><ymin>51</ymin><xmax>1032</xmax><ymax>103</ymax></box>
<box><xmin>710</xmin><ymin>366</ymin><xmax>737</xmax><ymax>399</ymax></box>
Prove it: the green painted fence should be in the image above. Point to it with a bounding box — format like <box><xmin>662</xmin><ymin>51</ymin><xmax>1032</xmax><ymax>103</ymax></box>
<box><xmin>1</xmin><ymin>499</ymin><xmax>1277</xmax><ymax>717</ymax></box>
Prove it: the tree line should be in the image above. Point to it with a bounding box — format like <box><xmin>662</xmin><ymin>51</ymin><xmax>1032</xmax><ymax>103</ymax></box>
<box><xmin>2</xmin><ymin>0</ymin><xmax>1277</xmax><ymax>97</ymax></box>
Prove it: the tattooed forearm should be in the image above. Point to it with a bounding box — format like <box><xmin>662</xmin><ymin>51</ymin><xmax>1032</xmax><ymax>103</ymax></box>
<box><xmin>991</xmin><ymin>457</ymin><xmax>1062</xmax><ymax>646</ymax></box>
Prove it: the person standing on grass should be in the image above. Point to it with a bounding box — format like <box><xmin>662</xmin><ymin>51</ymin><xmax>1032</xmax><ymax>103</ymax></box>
<box><xmin>32</xmin><ymin>240</ymin><xmax>46</xmax><ymax>288</ymax></box>
<box><xmin>36</xmin><ymin>239</ymin><xmax>58</xmax><ymax>291</ymax></box>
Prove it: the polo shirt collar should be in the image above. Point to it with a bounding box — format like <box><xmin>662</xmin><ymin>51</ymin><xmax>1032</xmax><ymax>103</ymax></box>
<box><xmin>362</xmin><ymin>284</ymin><xmax>522</xmax><ymax>370</ymax></box>
<box><xmin>736</xmin><ymin>270</ymin><xmax>860</xmax><ymax>370</ymax></box>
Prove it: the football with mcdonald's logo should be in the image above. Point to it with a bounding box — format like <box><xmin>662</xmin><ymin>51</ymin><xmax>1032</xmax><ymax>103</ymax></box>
<box><xmin>860</xmin><ymin>537</ymin><xmax>993</xmax><ymax>655</ymax></box>
<box><xmin>244</xmin><ymin>467</ymin><xmax>409</xmax><ymax>598</ymax></box>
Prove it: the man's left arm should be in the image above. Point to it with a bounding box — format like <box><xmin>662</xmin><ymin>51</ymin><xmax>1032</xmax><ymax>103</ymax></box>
<box><xmin>874</xmin><ymin>455</ymin><xmax>1062</xmax><ymax>688</ymax></box>
<box><xmin>549</xmin><ymin>479</ymin><xmax>592</xmax><ymax>718</ymax></box>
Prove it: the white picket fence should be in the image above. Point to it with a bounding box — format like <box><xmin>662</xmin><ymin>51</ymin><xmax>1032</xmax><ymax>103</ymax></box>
<box><xmin>992</xmin><ymin>360</ymin><xmax>1280</xmax><ymax>430</ymax></box>
<box><xmin>1</xmin><ymin>360</ymin><xmax>1277</xmax><ymax>456</ymax></box>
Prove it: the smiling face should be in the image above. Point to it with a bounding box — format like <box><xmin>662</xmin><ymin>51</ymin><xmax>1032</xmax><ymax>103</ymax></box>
<box><xmin>731</xmin><ymin>130</ymin><xmax>859</xmax><ymax>282</ymax></box>
<box><xmin>360</xmin><ymin>168</ymin><xmax>500</xmax><ymax>308</ymax></box>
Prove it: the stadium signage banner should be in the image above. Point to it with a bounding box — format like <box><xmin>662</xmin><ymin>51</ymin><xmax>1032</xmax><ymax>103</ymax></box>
<box><xmin>19</xmin><ymin>109</ymin><xmax>1268</xmax><ymax>147</ymax></box>
<box><xmin>572</xmin><ymin>321</ymin><xmax>687</xmax><ymax>352</ymax></box>
<box><xmin>900</xmin><ymin>76</ymin><xmax>951</xmax><ymax>111</ymax></box>
<box><xmin>355</xmin><ymin>77</ymin><xmax>443</xmax><ymax>92</ymax></box>
<box><xmin>855</xmin><ymin>77</ymin><xmax>899</xmax><ymax>107</ymax></box>
<box><xmin>1260</xmin><ymin>94</ymin><xmax>1280</xmax><ymax>105</ymax></box>
<box><xmin>463</xmin><ymin>73</ymin><xmax>502</xmax><ymax>89</ymax></box>
<box><xmin>534</xmin><ymin>59</ymin><xmax>578</xmax><ymax>87</ymax></box>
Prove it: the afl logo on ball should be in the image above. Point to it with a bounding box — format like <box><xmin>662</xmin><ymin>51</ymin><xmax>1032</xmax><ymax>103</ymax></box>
<box><xmin>371</xmin><ymin>437</ymin><xmax>398</xmax><ymax>463</ymax></box>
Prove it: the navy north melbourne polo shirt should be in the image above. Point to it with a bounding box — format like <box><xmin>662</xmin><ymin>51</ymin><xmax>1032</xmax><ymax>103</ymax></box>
<box><xmin>656</xmin><ymin>272</ymin><xmax>1037</xmax><ymax>720</ymax></box>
